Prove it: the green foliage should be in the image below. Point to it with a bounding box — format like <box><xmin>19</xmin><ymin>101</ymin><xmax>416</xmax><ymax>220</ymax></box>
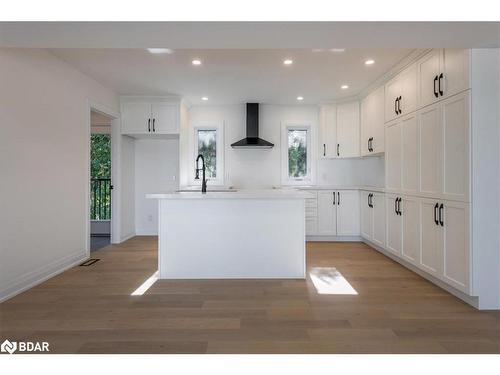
<box><xmin>197</xmin><ymin>130</ymin><xmax>217</xmax><ymax>178</ymax></box>
<box><xmin>90</xmin><ymin>134</ymin><xmax>111</xmax><ymax>178</ymax></box>
<box><xmin>288</xmin><ymin>130</ymin><xmax>307</xmax><ymax>178</ymax></box>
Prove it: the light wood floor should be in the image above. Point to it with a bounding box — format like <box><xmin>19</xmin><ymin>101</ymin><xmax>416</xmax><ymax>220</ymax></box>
<box><xmin>1</xmin><ymin>237</ymin><xmax>499</xmax><ymax>354</ymax></box>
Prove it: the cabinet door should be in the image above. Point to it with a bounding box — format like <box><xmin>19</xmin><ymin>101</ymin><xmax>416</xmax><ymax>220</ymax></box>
<box><xmin>385</xmin><ymin>120</ymin><xmax>401</xmax><ymax>191</ymax></box>
<box><xmin>401</xmin><ymin>113</ymin><xmax>419</xmax><ymax>194</ymax></box>
<box><xmin>420</xmin><ymin>199</ymin><xmax>442</xmax><ymax>277</ymax></box>
<box><xmin>442</xmin><ymin>92</ymin><xmax>470</xmax><ymax>202</ymax></box>
<box><xmin>419</xmin><ymin>103</ymin><xmax>442</xmax><ymax>196</ymax></box>
<box><xmin>336</xmin><ymin>190</ymin><xmax>360</xmax><ymax>235</ymax></box>
<box><xmin>372</xmin><ymin>193</ymin><xmax>386</xmax><ymax>248</ymax></box>
<box><xmin>319</xmin><ymin>105</ymin><xmax>337</xmax><ymax>158</ymax></box>
<box><xmin>385</xmin><ymin>194</ymin><xmax>402</xmax><ymax>256</ymax></box>
<box><xmin>360</xmin><ymin>95</ymin><xmax>372</xmax><ymax>157</ymax></box>
<box><xmin>418</xmin><ymin>49</ymin><xmax>442</xmax><ymax>108</ymax></box>
<box><xmin>151</xmin><ymin>102</ymin><xmax>179</xmax><ymax>134</ymax></box>
<box><xmin>121</xmin><ymin>102</ymin><xmax>151</xmax><ymax>134</ymax></box>
<box><xmin>336</xmin><ymin>101</ymin><xmax>360</xmax><ymax>158</ymax></box>
<box><xmin>441</xmin><ymin>49</ymin><xmax>470</xmax><ymax>99</ymax></box>
<box><xmin>441</xmin><ymin>201</ymin><xmax>470</xmax><ymax>292</ymax></box>
<box><xmin>400</xmin><ymin>63</ymin><xmax>418</xmax><ymax>116</ymax></box>
<box><xmin>385</xmin><ymin>77</ymin><xmax>400</xmax><ymax>122</ymax></box>
<box><xmin>317</xmin><ymin>191</ymin><xmax>336</xmax><ymax>235</ymax></box>
<box><xmin>360</xmin><ymin>191</ymin><xmax>373</xmax><ymax>240</ymax></box>
<box><xmin>370</xmin><ymin>86</ymin><xmax>386</xmax><ymax>154</ymax></box>
<box><xmin>401</xmin><ymin>196</ymin><xmax>420</xmax><ymax>265</ymax></box>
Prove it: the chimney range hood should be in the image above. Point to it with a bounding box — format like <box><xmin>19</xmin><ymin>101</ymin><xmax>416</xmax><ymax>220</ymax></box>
<box><xmin>231</xmin><ymin>103</ymin><xmax>274</xmax><ymax>149</ymax></box>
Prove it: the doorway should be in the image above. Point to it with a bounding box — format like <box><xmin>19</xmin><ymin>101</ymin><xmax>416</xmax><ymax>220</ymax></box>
<box><xmin>89</xmin><ymin>110</ymin><xmax>113</xmax><ymax>251</ymax></box>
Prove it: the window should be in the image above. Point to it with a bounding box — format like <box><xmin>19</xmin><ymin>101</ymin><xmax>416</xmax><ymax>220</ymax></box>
<box><xmin>197</xmin><ymin>129</ymin><xmax>217</xmax><ymax>179</ymax></box>
<box><xmin>192</xmin><ymin>122</ymin><xmax>224</xmax><ymax>185</ymax></box>
<box><xmin>281</xmin><ymin>124</ymin><xmax>314</xmax><ymax>185</ymax></box>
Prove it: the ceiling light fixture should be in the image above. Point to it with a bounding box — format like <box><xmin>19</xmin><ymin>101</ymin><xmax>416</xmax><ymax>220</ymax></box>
<box><xmin>341</xmin><ymin>85</ymin><xmax>349</xmax><ymax>89</ymax></box>
<box><xmin>201</xmin><ymin>97</ymin><xmax>208</xmax><ymax>101</ymax></box>
<box><xmin>192</xmin><ymin>59</ymin><xmax>202</xmax><ymax>65</ymax></box>
<box><xmin>297</xmin><ymin>96</ymin><xmax>304</xmax><ymax>101</ymax></box>
<box><xmin>330</xmin><ymin>48</ymin><xmax>346</xmax><ymax>53</ymax></box>
<box><xmin>365</xmin><ymin>59</ymin><xmax>375</xmax><ymax>65</ymax></box>
<box><xmin>147</xmin><ymin>48</ymin><xmax>173</xmax><ymax>54</ymax></box>
<box><xmin>283</xmin><ymin>59</ymin><xmax>293</xmax><ymax>65</ymax></box>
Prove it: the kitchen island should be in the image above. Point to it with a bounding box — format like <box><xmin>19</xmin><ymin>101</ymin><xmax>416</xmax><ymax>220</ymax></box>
<box><xmin>147</xmin><ymin>189</ymin><xmax>311</xmax><ymax>279</ymax></box>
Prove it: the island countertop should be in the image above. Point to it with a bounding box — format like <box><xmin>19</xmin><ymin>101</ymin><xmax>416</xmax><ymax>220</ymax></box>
<box><xmin>147</xmin><ymin>189</ymin><xmax>314</xmax><ymax>200</ymax></box>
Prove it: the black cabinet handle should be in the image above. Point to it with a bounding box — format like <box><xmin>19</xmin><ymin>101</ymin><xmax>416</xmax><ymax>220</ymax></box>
<box><xmin>148</xmin><ymin>118</ymin><xmax>151</xmax><ymax>132</ymax></box>
<box><xmin>398</xmin><ymin>96</ymin><xmax>402</xmax><ymax>114</ymax></box>
<box><xmin>337</xmin><ymin>192</ymin><xmax>340</xmax><ymax>205</ymax></box>
<box><xmin>397</xmin><ymin>197</ymin><xmax>402</xmax><ymax>215</ymax></box>
<box><xmin>394</xmin><ymin>98</ymin><xmax>398</xmax><ymax>115</ymax></box>
<box><xmin>323</xmin><ymin>144</ymin><xmax>326</xmax><ymax>157</ymax></box>
<box><xmin>152</xmin><ymin>118</ymin><xmax>156</xmax><ymax>132</ymax></box>
<box><xmin>433</xmin><ymin>75</ymin><xmax>439</xmax><ymax>98</ymax></box>
<box><xmin>333</xmin><ymin>191</ymin><xmax>335</xmax><ymax>205</ymax></box>
<box><xmin>367</xmin><ymin>193</ymin><xmax>371</xmax><ymax>207</ymax></box>
<box><xmin>434</xmin><ymin>203</ymin><xmax>439</xmax><ymax>225</ymax></box>
<box><xmin>394</xmin><ymin>198</ymin><xmax>398</xmax><ymax>214</ymax></box>
<box><xmin>367</xmin><ymin>138</ymin><xmax>370</xmax><ymax>152</ymax></box>
<box><xmin>337</xmin><ymin>144</ymin><xmax>340</xmax><ymax>157</ymax></box>
<box><xmin>438</xmin><ymin>73</ymin><xmax>444</xmax><ymax>96</ymax></box>
<box><xmin>439</xmin><ymin>203</ymin><xmax>444</xmax><ymax>226</ymax></box>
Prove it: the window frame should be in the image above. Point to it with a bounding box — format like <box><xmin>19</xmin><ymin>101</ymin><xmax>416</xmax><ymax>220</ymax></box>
<box><xmin>281</xmin><ymin>123</ymin><xmax>315</xmax><ymax>186</ymax></box>
<box><xmin>191</xmin><ymin>122</ymin><xmax>224</xmax><ymax>186</ymax></box>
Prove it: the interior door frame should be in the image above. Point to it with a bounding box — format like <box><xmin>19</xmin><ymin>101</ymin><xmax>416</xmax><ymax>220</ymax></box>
<box><xmin>86</xmin><ymin>100</ymin><xmax>120</xmax><ymax>256</ymax></box>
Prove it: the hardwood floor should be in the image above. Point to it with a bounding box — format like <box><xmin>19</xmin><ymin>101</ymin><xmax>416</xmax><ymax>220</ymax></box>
<box><xmin>1</xmin><ymin>237</ymin><xmax>499</xmax><ymax>354</ymax></box>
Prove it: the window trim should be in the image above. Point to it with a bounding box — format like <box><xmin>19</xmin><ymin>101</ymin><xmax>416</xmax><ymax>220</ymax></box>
<box><xmin>281</xmin><ymin>123</ymin><xmax>315</xmax><ymax>186</ymax></box>
<box><xmin>191</xmin><ymin>122</ymin><xmax>224</xmax><ymax>186</ymax></box>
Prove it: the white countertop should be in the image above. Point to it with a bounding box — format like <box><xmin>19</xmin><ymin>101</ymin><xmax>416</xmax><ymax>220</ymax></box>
<box><xmin>147</xmin><ymin>189</ymin><xmax>314</xmax><ymax>200</ymax></box>
<box><xmin>295</xmin><ymin>185</ymin><xmax>386</xmax><ymax>193</ymax></box>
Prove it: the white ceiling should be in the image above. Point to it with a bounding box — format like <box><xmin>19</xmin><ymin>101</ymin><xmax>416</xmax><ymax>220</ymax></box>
<box><xmin>1</xmin><ymin>22</ymin><xmax>500</xmax><ymax>48</ymax></box>
<box><xmin>50</xmin><ymin>48</ymin><xmax>414</xmax><ymax>105</ymax></box>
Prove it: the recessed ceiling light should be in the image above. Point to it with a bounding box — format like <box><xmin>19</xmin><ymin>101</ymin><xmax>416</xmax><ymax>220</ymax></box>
<box><xmin>330</xmin><ymin>48</ymin><xmax>346</xmax><ymax>53</ymax></box>
<box><xmin>201</xmin><ymin>97</ymin><xmax>208</xmax><ymax>101</ymax></box>
<box><xmin>297</xmin><ymin>96</ymin><xmax>304</xmax><ymax>101</ymax></box>
<box><xmin>147</xmin><ymin>48</ymin><xmax>173</xmax><ymax>54</ymax></box>
<box><xmin>192</xmin><ymin>59</ymin><xmax>202</xmax><ymax>65</ymax></box>
<box><xmin>365</xmin><ymin>59</ymin><xmax>375</xmax><ymax>65</ymax></box>
<box><xmin>312</xmin><ymin>49</ymin><xmax>324</xmax><ymax>53</ymax></box>
<box><xmin>341</xmin><ymin>85</ymin><xmax>349</xmax><ymax>90</ymax></box>
<box><xmin>283</xmin><ymin>59</ymin><xmax>293</xmax><ymax>65</ymax></box>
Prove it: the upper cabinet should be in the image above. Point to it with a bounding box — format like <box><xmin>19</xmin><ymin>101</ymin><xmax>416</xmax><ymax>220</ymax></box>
<box><xmin>417</xmin><ymin>49</ymin><xmax>470</xmax><ymax>108</ymax></box>
<box><xmin>319</xmin><ymin>101</ymin><xmax>360</xmax><ymax>159</ymax></box>
<box><xmin>385</xmin><ymin>63</ymin><xmax>418</xmax><ymax>123</ymax></box>
<box><xmin>121</xmin><ymin>98</ymin><xmax>180</xmax><ymax>136</ymax></box>
<box><xmin>361</xmin><ymin>85</ymin><xmax>385</xmax><ymax>156</ymax></box>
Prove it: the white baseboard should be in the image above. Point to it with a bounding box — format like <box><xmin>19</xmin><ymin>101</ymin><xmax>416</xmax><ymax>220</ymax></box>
<box><xmin>135</xmin><ymin>229</ymin><xmax>158</xmax><ymax>236</ymax></box>
<box><xmin>363</xmin><ymin>238</ymin><xmax>479</xmax><ymax>309</ymax></box>
<box><xmin>0</xmin><ymin>251</ymin><xmax>88</xmax><ymax>303</ymax></box>
<box><xmin>118</xmin><ymin>232</ymin><xmax>136</xmax><ymax>243</ymax></box>
<box><xmin>307</xmin><ymin>235</ymin><xmax>362</xmax><ymax>242</ymax></box>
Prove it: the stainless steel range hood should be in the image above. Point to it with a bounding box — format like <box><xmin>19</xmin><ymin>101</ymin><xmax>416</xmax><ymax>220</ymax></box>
<box><xmin>231</xmin><ymin>103</ymin><xmax>274</xmax><ymax>149</ymax></box>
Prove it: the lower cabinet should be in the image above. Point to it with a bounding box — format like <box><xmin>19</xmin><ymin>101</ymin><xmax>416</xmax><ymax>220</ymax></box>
<box><xmin>360</xmin><ymin>191</ymin><xmax>385</xmax><ymax>247</ymax></box>
<box><xmin>401</xmin><ymin>196</ymin><xmax>421</xmax><ymax>265</ymax></box>
<box><xmin>316</xmin><ymin>190</ymin><xmax>360</xmax><ymax>236</ymax></box>
<box><xmin>385</xmin><ymin>194</ymin><xmax>402</xmax><ymax>256</ymax></box>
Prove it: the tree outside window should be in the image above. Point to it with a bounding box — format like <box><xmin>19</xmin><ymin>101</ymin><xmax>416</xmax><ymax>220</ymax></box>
<box><xmin>197</xmin><ymin>129</ymin><xmax>217</xmax><ymax>179</ymax></box>
<box><xmin>288</xmin><ymin>129</ymin><xmax>307</xmax><ymax>179</ymax></box>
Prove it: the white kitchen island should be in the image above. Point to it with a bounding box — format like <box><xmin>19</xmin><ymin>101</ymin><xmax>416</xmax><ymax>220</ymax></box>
<box><xmin>147</xmin><ymin>189</ymin><xmax>311</xmax><ymax>279</ymax></box>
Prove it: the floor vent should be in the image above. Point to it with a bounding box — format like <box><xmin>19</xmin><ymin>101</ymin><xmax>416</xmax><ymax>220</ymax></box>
<box><xmin>79</xmin><ymin>258</ymin><xmax>100</xmax><ymax>267</ymax></box>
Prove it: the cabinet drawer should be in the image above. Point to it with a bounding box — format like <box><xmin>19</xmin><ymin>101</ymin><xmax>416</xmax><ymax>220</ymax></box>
<box><xmin>305</xmin><ymin>198</ymin><xmax>318</xmax><ymax>208</ymax></box>
<box><xmin>305</xmin><ymin>207</ymin><xmax>318</xmax><ymax>218</ymax></box>
<box><xmin>306</xmin><ymin>218</ymin><xmax>318</xmax><ymax>235</ymax></box>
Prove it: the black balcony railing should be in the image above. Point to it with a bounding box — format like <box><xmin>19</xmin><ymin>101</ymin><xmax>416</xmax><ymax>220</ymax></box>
<box><xmin>91</xmin><ymin>178</ymin><xmax>111</xmax><ymax>220</ymax></box>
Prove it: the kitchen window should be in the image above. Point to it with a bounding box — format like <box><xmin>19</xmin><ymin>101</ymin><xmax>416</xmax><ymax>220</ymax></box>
<box><xmin>281</xmin><ymin>124</ymin><xmax>314</xmax><ymax>185</ymax></box>
<box><xmin>192</xmin><ymin>122</ymin><xmax>224</xmax><ymax>185</ymax></box>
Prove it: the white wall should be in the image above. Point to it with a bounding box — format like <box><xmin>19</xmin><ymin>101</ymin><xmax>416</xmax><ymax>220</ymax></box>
<box><xmin>135</xmin><ymin>138</ymin><xmax>179</xmax><ymax>235</ymax></box>
<box><xmin>0</xmin><ymin>48</ymin><xmax>119</xmax><ymax>302</ymax></box>
<box><xmin>120</xmin><ymin>135</ymin><xmax>136</xmax><ymax>240</ymax></box>
<box><xmin>184</xmin><ymin>104</ymin><xmax>383</xmax><ymax>189</ymax></box>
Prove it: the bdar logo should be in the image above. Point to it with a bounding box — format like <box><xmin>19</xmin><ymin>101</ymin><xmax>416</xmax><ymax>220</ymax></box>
<box><xmin>1</xmin><ymin>339</ymin><xmax>17</xmax><ymax>354</ymax></box>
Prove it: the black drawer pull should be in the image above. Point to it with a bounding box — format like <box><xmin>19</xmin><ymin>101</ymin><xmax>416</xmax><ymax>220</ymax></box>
<box><xmin>438</xmin><ymin>73</ymin><xmax>444</xmax><ymax>96</ymax></box>
<box><xmin>434</xmin><ymin>203</ymin><xmax>439</xmax><ymax>225</ymax></box>
<box><xmin>439</xmin><ymin>203</ymin><xmax>444</xmax><ymax>226</ymax></box>
<box><xmin>433</xmin><ymin>75</ymin><xmax>439</xmax><ymax>98</ymax></box>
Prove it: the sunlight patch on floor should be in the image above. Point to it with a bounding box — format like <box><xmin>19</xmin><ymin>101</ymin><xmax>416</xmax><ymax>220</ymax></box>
<box><xmin>309</xmin><ymin>267</ymin><xmax>358</xmax><ymax>295</ymax></box>
<box><xmin>131</xmin><ymin>271</ymin><xmax>159</xmax><ymax>296</ymax></box>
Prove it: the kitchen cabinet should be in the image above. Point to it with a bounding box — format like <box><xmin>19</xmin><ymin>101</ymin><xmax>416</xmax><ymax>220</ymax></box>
<box><xmin>420</xmin><ymin>198</ymin><xmax>442</xmax><ymax>277</ymax></box>
<box><xmin>305</xmin><ymin>191</ymin><xmax>318</xmax><ymax>235</ymax></box>
<box><xmin>385</xmin><ymin>194</ymin><xmax>402</xmax><ymax>256</ymax></box>
<box><xmin>401</xmin><ymin>196</ymin><xmax>420</xmax><ymax>265</ymax></box>
<box><xmin>385</xmin><ymin>113</ymin><xmax>418</xmax><ymax>194</ymax></box>
<box><xmin>317</xmin><ymin>190</ymin><xmax>359</xmax><ymax>236</ymax></box>
<box><xmin>361</xmin><ymin>86</ymin><xmax>385</xmax><ymax>156</ymax></box>
<box><xmin>319</xmin><ymin>101</ymin><xmax>360</xmax><ymax>159</ymax></box>
<box><xmin>418</xmin><ymin>49</ymin><xmax>470</xmax><ymax>108</ymax></box>
<box><xmin>419</xmin><ymin>91</ymin><xmax>470</xmax><ymax>202</ymax></box>
<box><xmin>385</xmin><ymin>63</ymin><xmax>417</xmax><ymax>122</ymax></box>
<box><xmin>121</xmin><ymin>99</ymin><xmax>180</xmax><ymax>135</ymax></box>
<box><xmin>360</xmin><ymin>191</ymin><xmax>385</xmax><ymax>247</ymax></box>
